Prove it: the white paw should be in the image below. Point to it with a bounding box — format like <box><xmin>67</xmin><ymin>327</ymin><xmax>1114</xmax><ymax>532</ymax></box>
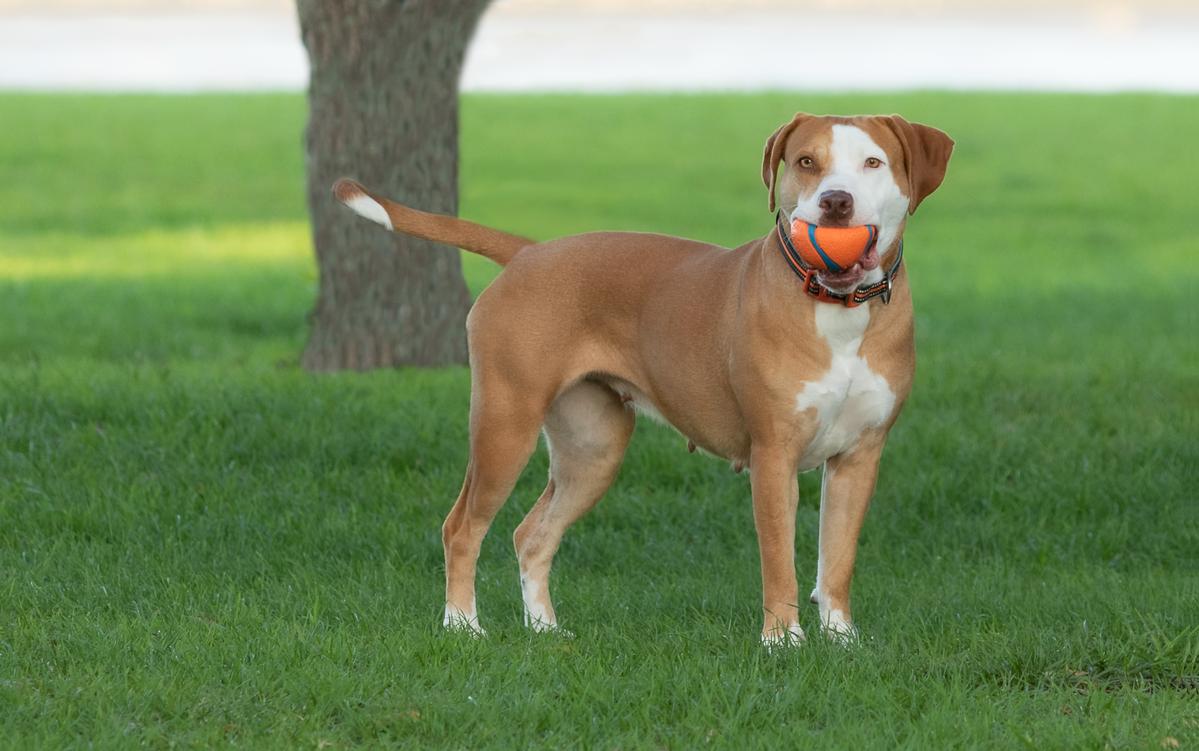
<box><xmin>525</xmin><ymin>615</ymin><xmax>574</xmax><ymax>638</ymax></box>
<box><xmin>443</xmin><ymin>604</ymin><xmax>485</xmax><ymax>636</ymax></box>
<box><xmin>761</xmin><ymin>622</ymin><xmax>806</xmax><ymax>649</ymax></box>
<box><xmin>520</xmin><ymin>574</ymin><xmax>568</xmax><ymax>635</ymax></box>
<box><xmin>523</xmin><ymin>611</ymin><xmax>558</xmax><ymax>633</ymax></box>
<box><xmin>522</xmin><ymin>605</ymin><xmax>573</xmax><ymax>637</ymax></box>
<box><xmin>819</xmin><ymin>608</ymin><xmax>859</xmax><ymax>645</ymax></box>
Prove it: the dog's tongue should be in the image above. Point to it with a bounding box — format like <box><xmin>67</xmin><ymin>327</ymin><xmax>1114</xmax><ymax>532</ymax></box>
<box><xmin>820</xmin><ymin>263</ymin><xmax>864</xmax><ymax>286</ymax></box>
<box><xmin>859</xmin><ymin>240</ymin><xmax>881</xmax><ymax>270</ymax></box>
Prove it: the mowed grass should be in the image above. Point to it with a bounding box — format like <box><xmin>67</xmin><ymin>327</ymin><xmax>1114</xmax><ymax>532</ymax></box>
<box><xmin>0</xmin><ymin>92</ymin><xmax>1196</xmax><ymax>748</ymax></box>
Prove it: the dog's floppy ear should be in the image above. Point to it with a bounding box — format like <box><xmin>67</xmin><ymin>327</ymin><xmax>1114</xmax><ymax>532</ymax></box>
<box><xmin>761</xmin><ymin>112</ymin><xmax>812</xmax><ymax>213</ymax></box>
<box><xmin>882</xmin><ymin>115</ymin><xmax>954</xmax><ymax>214</ymax></box>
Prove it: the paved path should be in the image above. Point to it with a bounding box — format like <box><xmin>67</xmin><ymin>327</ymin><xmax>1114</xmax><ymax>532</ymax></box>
<box><xmin>1</xmin><ymin>6</ymin><xmax>1196</xmax><ymax>92</ymax></box>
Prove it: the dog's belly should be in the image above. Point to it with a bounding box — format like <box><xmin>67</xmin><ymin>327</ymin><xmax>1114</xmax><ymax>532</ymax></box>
<box><xmin>794</xmin><ymin>305</ymin><xmax>896</xmax><ymax>471</ymax></box>
<box><xmin>598</xmin><ymin>377</ymin><xmax>749</xmax><ymax>463</ymax></box>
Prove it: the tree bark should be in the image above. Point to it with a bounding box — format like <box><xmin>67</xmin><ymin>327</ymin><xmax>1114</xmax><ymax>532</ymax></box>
<box><xmin>297</xmin><ymin>0</ymin><xmax>491</xmax><ymax>371</ymax></box>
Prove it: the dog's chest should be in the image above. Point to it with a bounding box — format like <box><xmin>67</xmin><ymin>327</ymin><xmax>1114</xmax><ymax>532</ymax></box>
<box><xmin>794</xmin><ymin>305</ymin><xmax>896</xmax><ymax>470</ymax></box>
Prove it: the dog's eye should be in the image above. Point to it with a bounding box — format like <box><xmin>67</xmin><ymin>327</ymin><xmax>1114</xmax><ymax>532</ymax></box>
<box><xmin>865</xmin><ymin>157</ymin><xmax>883</xmax><ymax>168</ymax></box>
<box><xmin>797</xmin><ymin>156</ymin><xmax>815</xmax><ymax>169</ymax></box>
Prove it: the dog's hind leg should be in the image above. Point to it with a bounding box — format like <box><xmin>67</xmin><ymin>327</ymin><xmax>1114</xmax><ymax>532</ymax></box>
<box><xmin>442</xmin><ymin>382</ymin><xmax>545</xmax><ymax>634</ymax></box>
<box><xmin>513</xmin><ymin>380</ymin><xmax>634</xmax><ymax>633</ymax></box>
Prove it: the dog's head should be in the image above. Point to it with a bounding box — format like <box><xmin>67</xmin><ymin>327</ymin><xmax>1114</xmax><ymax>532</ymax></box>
<box><xmin>762</xmin><ymin>113</ymin><xmax>954</xmax><ymax>292</ymax></box>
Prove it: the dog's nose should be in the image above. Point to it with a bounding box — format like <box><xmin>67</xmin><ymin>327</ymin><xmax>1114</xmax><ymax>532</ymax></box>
<box><xmin>818</xmin><ymin>190</ymin><xmax>854</xmax><ymax>221</ymax></box>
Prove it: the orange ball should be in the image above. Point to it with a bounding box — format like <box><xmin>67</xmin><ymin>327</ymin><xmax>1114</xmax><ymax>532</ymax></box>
<box><xmin>789</xmin><ymin>220</ymin><xmax>878</xmax><ymax>272</ymax></box>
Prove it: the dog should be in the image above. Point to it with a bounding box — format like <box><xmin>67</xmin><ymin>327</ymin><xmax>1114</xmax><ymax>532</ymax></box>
<box><xmin>333</xmin><ymin>112</ymin><xmax>953</xmax><ymax>645</ymax></box>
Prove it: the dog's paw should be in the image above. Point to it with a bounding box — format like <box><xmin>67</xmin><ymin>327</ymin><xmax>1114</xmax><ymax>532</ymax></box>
<box><xmin>819</xmin><ymin>608</ymin><xmax>859</xmax><ymax>646</ymax></box>
<box><xmin>761</xmin><ymin>623</ymin><xmax>806</xmax><ymax>650</ymax></box>
<box><xmin>443</xmin><ymin>605</ymin><xmax>486</xmax><ymax>637</ymax></box>
<box><xmin>527</xmin><ymin>619</ymin><xmax>574</xmax><ymax>639</ymax></box>
<box><xmin>522</xmin><ymin>608</ymin><xmax>574</xmax><ymax>637</ymax></box>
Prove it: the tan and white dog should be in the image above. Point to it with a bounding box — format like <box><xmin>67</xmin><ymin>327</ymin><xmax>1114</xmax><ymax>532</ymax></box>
<box><xmin>334</xmin><ymin>112</ymin><xmax>953</xmax><ymax>645</ymax></box>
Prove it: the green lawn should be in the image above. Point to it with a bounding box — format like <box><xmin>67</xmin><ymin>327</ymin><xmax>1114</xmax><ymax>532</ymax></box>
<box><xmin>0</xmin><ymin>92</ymin><xmax>1196</xmax><ymax>749</ymax></box>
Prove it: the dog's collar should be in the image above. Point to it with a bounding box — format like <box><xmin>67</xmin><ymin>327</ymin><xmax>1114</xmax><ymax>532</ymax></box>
<box><xmin>774</xmin><ymin>212</ymin><xmax>903</xmax><ymax>308</ymax></box>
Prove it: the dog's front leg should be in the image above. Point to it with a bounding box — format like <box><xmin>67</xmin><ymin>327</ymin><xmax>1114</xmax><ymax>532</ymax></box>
<box><xmin>812</xmin><ymin>435</ymin><xmax>886</xmax><ymax>642</ymax></box>
<box><xmin>750</xmin><ymin>446</ymin><xmax>804</xmax><ymax>646</ymax></box>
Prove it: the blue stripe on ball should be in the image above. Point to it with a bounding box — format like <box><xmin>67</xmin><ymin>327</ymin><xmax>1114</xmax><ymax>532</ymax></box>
<box><xmin>807</xmin><ymin>223</ymin><xmax>843</xmax><ymax>272</ymax></box>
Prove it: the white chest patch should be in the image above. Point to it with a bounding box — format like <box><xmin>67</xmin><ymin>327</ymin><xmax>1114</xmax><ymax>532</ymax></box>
<box><xmin>795</xmin><ymin>304</ymin><xmax>895</xmax><ymax>470</ymax></box>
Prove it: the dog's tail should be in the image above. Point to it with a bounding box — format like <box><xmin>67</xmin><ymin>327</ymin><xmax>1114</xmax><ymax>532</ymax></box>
<box><xmin>332</xmin><ymin>178</ymin><xmax>534</xmax><ymax>267</ymax></box>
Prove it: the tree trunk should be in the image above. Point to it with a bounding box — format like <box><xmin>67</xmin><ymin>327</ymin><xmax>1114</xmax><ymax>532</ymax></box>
<box><xmin>297</xmin><ymin>0</ymin><xmax>491</xmax><ymax>371</ymax></box>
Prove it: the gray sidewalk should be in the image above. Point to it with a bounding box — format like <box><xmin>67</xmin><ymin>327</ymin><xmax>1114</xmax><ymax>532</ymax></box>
<box><xmin>1</xmin><ymin>3</ymin><xmax>1196</xmax><ymax>92</ymax></box>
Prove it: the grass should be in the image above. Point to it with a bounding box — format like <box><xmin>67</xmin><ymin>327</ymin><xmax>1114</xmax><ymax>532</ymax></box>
<box><xmin>0</xmin><ymin>91</ymin><xmax>1196</xmax><ymax>749</ymax></box>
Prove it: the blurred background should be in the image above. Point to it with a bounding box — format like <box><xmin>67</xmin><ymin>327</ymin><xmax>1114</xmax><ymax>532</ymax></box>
<box><xmin>2</xmin><ymin>0</ymin><xmax>1196</xmax><ymax>92</ymax></box>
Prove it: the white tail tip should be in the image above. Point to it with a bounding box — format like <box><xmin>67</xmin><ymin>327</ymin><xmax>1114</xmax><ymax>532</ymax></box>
<box><xmin>333</xmin><ymin>178</ymin><xmax>392</xmax><ymax>230</ymax></box>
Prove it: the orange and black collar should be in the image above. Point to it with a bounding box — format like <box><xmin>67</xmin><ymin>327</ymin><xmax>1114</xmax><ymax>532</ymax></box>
<box><xmin>774</xmin><ymin>212</ymin><xmax>902</xmax><ymax>308</ymax></box>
